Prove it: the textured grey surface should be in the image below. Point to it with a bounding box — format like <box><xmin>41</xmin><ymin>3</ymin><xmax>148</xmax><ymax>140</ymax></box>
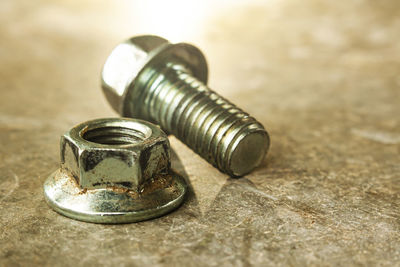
<box><xmin>0</xmin><ymin>0</ymin><xmax>399</xmax><ymax>266</ymax></box>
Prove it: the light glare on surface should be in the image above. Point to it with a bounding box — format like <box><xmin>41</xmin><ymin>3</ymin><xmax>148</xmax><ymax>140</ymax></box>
<box><xmin>124</xmin><ymin>0</ymin><xmax>257</xmax><ymax>41</ymax></box>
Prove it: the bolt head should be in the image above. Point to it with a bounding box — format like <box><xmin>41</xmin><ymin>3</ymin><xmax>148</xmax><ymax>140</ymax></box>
<box><xmin>60</xmin><ymin>118</ymin><xmax>170</xmax><ymax>191</ymax></box>
<box><xmin>101</xmin><ymin>35</ymin><xmax>169</xmax><ymax>114</ymax></box>
<box><xmin>101</xmin><ymin>35</ymin><xmax>208</xmax><ymax>119</ymax></box>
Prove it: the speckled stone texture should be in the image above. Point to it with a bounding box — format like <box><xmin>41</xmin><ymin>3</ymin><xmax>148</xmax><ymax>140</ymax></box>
<box><xmin>0</xmin><ymin>0</ymin><xmax>399</xmax><ymax>266</ymax></box>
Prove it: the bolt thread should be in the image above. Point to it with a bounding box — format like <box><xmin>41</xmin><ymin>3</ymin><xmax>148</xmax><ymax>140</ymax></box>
<box><xmin>135</xmin><ymin>61</ymin><xmax>268</xmax><ymax>176</ymax></box>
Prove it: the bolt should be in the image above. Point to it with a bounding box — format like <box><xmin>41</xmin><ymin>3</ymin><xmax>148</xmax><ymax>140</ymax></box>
<box><xmin>102</xmin><ymin>35</ymin><xmax>270</xmax><ymax>177</ymax></box>
<box><xmin>43</xmin><ymin>118</ymin><xmax>187</xmax><ymax>224</ymax></box>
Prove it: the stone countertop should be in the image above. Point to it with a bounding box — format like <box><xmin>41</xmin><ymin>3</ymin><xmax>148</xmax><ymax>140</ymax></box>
<box><xmin>0</xmin><ymin>0</ymin><xmax>399</xmax><ymax>266</ymax></box>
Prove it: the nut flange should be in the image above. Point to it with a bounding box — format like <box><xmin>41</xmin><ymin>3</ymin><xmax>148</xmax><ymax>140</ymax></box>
<box><xmin>43</xmin><ymin>118</ymin><xmax>187</xmax><ymax>224</ymax></box>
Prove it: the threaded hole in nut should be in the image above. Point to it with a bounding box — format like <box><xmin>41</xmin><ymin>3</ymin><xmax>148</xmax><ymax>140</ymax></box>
<box><xmin>82</xmin><ymin>126</ymin><xmax>147</xmax><ymax>145</ymax></box>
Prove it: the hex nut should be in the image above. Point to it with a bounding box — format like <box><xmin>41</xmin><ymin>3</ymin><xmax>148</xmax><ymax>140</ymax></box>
<box><xmin>43</xmin><ymin>118</ymin><xmax>187</xmax><ymax>224</ymax></box>
<box><xmin>60</xmin><ymin>118</ymin><xmax>170</xmax><ymax>191</ymax></box>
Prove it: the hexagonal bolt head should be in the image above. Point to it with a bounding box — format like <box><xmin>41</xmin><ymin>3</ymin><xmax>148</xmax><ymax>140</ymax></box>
<box><xmin>60</xmin><ymin>118</ymin><xmax>170</xmax><ymax>191</ymax></box>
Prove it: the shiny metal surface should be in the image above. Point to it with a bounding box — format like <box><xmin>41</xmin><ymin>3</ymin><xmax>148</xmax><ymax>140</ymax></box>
<box><xmin>102</xmin><ymin>35</ymin><xmax>270</xmax><ymax>177</ymax></box>
<box><xmin>43</xmin><ymin>118</ymin><xmax>187</xmax><ymax>223</ymax></box>
<box><xmin>44</xmin><ymin>169</ymin><xmax>186</xmax><ymax>224</ymax></box>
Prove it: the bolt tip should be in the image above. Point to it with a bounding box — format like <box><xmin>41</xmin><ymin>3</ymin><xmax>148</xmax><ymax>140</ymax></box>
<box><xmin>227</xmin><ymin>129</ymin><xmax>270</xmax><ymax>177</ymax></box>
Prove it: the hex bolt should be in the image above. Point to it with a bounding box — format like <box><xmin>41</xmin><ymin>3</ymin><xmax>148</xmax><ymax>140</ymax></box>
<box><xmin>43</xmin><ymin>118</ymin><xmax>187</xmax><ymax>224</ymax></box>
<box><xmin>102</xmin><ymin>35</ymin><xmax>270</xmax><ymax>177</ymax></box>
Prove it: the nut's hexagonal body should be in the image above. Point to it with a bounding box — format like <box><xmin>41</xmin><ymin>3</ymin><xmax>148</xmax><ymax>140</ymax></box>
<box><xmin>60</xmin><ymin>119</ymin><xmax>170</xmax><ymax>191</ymax></box>
<box><xmin>43</xmin><ymin>118</ymin><xmax>187</xmax><ymax>224</ymax></box>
